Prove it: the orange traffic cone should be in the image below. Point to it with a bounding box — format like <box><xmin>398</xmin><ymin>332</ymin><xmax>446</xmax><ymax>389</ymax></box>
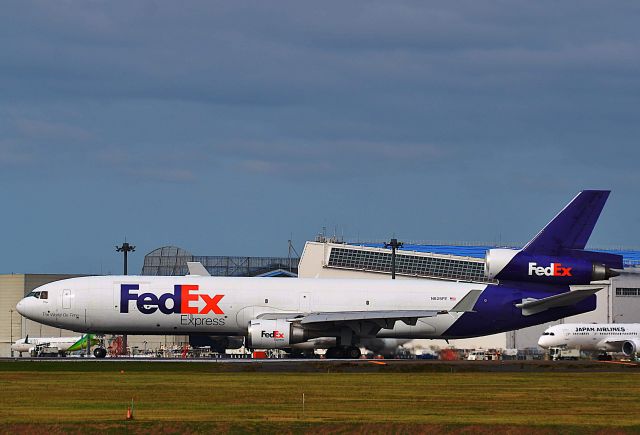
<box><xmin>126</xmin><ymin>406</ymin><xmax>133</xmax><ymax>420</ymax></box>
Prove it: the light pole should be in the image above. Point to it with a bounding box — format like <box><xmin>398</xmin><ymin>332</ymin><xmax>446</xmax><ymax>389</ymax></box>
<box><xmin>116</xmin><ymin>241</ymin><xmax>135</xmax><ymax>355</ymax></box>
<box><xmin>116</xmin><ymin>241</ymin><xmax>136</xmax><ymax>276</ymax></box>
<box><xmin>9</xmin><ymin>309</ymin><xmax>13</xmax><ymax>357</ymax></box>
<box><xmin>384</xmin><ymin>238</ymin><xmax>404</xmax><ymax>280</ymax></box>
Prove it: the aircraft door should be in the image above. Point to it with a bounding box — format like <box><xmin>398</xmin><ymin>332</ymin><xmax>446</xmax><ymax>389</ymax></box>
<box><xmin>62</xmin><ymin>290</ymin><xmax>71</xmax><ymax>309</ymax></box>
<box><xmin>562</xmin><ymin>328</ymin><xmax>571</xmax><ymax>344</ymax></box>
<box><xmin>299</xmin><ymin>292</ymin><xmax>311</xmax><ymax>313</ymax></box>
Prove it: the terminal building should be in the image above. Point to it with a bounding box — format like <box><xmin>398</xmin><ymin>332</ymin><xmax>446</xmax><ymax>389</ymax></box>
<box><xmin>141</xmin><ymin>246</ymin><xmax>298</xmax><ymax>277</ymax></box>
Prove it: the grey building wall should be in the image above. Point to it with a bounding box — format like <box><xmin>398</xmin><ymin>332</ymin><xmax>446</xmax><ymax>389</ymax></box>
<box><xmin>611</xmin><ymin>271</ymin><xmax>640</xmax><ymax>323</ymax></box>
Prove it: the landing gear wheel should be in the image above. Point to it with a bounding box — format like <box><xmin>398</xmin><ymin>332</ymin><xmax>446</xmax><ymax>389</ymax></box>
<box><xmin>94</xmin><ymin>347</ymin><xmax>107</xmax><ymax>359</ymax></box>
<box><xmin>345</xmin><ymin>346</ymin><xmax>361</xmax><ymax>359</ymax></box>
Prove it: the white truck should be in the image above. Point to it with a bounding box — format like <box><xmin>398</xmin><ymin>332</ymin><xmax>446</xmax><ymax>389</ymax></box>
<box><xmin>549</xmin><ymin>347</ymin><xmax>580</xmax><ymax>361</ymax></box>
<box><xmin>467</xmin><ymin>350</ymin><xmax>500</xmax><ymax>361</ymax></box>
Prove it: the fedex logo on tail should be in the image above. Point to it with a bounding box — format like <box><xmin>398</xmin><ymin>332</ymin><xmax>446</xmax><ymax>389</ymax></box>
<box><xmin>528</xmin><ymin>262</ymin><xmax>573</xmax><ymax>277</ymax></box>
<box><xmin>120</xmin><ymin>284</ymin><xmax>224</xmax><ymax>315</ymax></box>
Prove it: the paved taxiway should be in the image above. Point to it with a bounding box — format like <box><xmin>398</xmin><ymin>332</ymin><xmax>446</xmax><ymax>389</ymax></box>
<box><xmin>2</xmin><ymin>358</ymin><xmax>638</xmax><ymax>372</ymax></box>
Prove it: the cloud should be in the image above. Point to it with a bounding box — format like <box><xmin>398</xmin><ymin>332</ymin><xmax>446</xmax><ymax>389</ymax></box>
<box><xmin>216</xmin><ymin>139</ymin><xmax>450</xmax><ymax>178</ymax></box>
<box><xmin>13</xmin><ymin>118</ymin><xmax>93</xmax><ymax>142</ymax></box>
<box><xmin>0</xmin><ymin>1</ymin><xmax>639</xmax><ymax>274</ymax></box>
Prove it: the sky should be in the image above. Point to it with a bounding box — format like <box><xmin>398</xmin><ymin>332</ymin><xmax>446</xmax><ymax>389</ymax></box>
<box><xmin>1</xmin><ymin>1</ymin><xmax>639</xmax><ymax>274</ymax></box>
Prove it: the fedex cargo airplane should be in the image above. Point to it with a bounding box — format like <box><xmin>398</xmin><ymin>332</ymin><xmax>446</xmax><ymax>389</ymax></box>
<box><xmin>16</xmin><ymin>190</ymin><xmax>623</xmax><ymax>358</ymax></box>
<box><xmin>538</xmin><ymin>323</ymin><xmax>640</xmax><ymax>360</ymax></box>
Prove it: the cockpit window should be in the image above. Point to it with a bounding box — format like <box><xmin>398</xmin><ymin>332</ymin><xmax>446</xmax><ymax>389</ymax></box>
<box><xmin>542</xmin><ymin>332</ymin><xmax>555</xmax><ymax>336</ymax></box>
<box><xmin>25</xmin><ymin>290</ymin><xmax>44</xmax><ymax>299</ymax></box>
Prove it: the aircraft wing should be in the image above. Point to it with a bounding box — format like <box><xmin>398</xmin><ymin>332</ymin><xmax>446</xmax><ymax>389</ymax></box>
<box><xmin>515</xmin><ymin>286</ymin><xmax>602</xmax><ymax>316</ymax></box>
<box><xmin>298</xmin><ymin>310</ymin><xmax>442</xmax><ymax>327</ymax></box>
<box><xmin>261</xmin><ymin>290</ymin><xmax>483</xmax><ymax>332</ymax></box>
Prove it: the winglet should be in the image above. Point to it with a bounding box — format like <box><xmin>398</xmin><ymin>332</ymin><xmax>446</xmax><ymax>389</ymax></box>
<box><xmin>522</xmin><ymin>190</ymin><xmax>610</xmax><ymax>254</ymax></box>
<box><xmin>187</xmin><ymin>262</ymin><xmax>211</xmax><ymax>276</ymax></box>
<box><xmin>450</xmin><ymin>290</ymin><xmax>483</xmax><ymax>312</ymax></box>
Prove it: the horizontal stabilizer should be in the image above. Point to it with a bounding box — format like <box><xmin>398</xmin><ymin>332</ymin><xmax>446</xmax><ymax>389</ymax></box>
<box><xmin>522</xmin><ymin>190</ymin><xmax>610</xmax><ymax>255</ymax></box>
<box><xmin>450</xmin><ymin>290</ymin><xmax>483</xmax><ymax>312</ymax></box>
<box><xmin>187</xmin><ymin>262</ymin><xmax>211</xmax><ymax>276</ymax></box>
<box><xmin>515</xmin><ymin>286</ymin><xmax>602</xmax><ymax>316</ymax></box>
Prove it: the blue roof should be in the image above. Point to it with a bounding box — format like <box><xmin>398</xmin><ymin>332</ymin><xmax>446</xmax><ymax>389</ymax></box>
<box><xmin>355</xmin><ymin>243</ymin><xmax>640</xmax><ymax>268</ymax></box>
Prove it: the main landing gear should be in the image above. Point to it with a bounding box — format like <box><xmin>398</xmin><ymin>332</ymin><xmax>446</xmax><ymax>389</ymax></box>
<box><xmin>597</xmin><ymin>353</ymin><xmax>613</xmax><ymax>361</ymax></box>
<box><xmin>325</xmin><ymin>346</ymin><xmax>361</xmax><ymax>359</ymax></box>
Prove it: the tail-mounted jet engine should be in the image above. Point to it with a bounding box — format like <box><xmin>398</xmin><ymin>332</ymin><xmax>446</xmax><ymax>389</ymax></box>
<box><xmin>485</xmin><ymin>248</ymin><xmax>621</xmax><ymax>285</ymax></box>
<box><xmin>246</xmin><ymin>319</ymin><xmax>308</xmax><ymax>349</ymax></box>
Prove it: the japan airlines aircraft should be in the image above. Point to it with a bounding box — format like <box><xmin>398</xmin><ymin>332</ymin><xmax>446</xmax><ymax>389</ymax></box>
<box><xmin>16</xmin><ymin>190</ymin><xmax>623</xmax><ymax>358</ymax></box>
<box><xmin>11</xmin><ymin>334</ymin><xmax>100</xmax><ymax>356</ymax></box>
<box><xmin>538</xmin><ymin>323</ymin><xmax>640</xmax><ymax>358</ymax></box>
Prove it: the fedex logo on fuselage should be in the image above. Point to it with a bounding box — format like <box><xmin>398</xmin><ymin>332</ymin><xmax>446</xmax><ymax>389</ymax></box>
<box><xmin>120</xmin><ymin>284</ymin><xmax>224</xmax><ymax>315</ymax></box>
<box><xmin>528</xmin><ymin>262</ymin><xmax>573</xmax><ymax>277</ymax></box>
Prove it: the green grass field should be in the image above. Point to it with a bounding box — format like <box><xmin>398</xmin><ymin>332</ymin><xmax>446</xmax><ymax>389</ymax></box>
<box><xmin>1</xmin><ymin>361</ymin><xmax>640</xmax><ymax>434</ymax></box>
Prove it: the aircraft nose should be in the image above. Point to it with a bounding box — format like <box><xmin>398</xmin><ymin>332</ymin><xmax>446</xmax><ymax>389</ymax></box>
<box><xmin>538</xmin><ymin>336</ymin><xmax>548</xmax><ymax>348</ymax></box>
<box><xmin>15</xmin><ymin>298</ymin><xmax>26</xmax><ymax>316</ymax></box>
<box><xmin>16</xmin><ymin>297</ymin><xmax>38</xmax><ymax>320</ymax></box>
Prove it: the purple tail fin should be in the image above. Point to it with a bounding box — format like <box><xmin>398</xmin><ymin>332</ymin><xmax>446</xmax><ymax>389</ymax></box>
<box><xmin>522</xmin><ymin>190</ymin><xmax>610</xmax><ymax>255</ymax></box>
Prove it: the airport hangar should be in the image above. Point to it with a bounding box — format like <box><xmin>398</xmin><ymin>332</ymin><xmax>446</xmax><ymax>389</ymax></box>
<box><xmin>1</xmin><ymin>242</ymin><xmax>640</xmax><ymax>356</ymax></box>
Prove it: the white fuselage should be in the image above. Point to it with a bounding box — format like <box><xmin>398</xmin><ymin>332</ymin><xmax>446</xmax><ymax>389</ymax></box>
<box><xmin>538</xmin><ymin>323</ymin><xmax>640</xmax><ymax>353</ymax></box>
<box><xmin>11</xmin><ymin>336</ymin><xmax>81</xmax><ymax>353</ymax></box>
<box><xmin>16</xmin><ymin>276</ymin><xmax>487</xmax><ymax>340</ymax></box>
